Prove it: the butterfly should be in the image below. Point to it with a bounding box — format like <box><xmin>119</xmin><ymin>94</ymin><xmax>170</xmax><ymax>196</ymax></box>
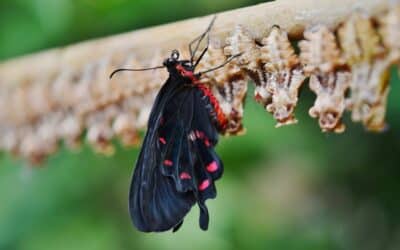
<box><xmin>110</xmin><ymin>17</ymin><xmax>239</xmax><ymax>232</ymax></box>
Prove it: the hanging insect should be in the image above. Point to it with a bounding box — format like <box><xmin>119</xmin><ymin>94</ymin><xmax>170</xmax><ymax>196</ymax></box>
<box><xmin>110</xmin><ymin>17</ymin><xmax>239</xmax><ymax>232</ymax></box>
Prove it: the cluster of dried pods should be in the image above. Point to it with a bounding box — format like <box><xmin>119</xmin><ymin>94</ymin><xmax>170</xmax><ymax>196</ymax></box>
<box><xmin>0</xmin><ymin>5</ymin><xmax>399</xmax><ymax>164</ymax></box>
<box><xmin>224</xmin><ymin>6</ymin><xmax>399</xmax><ymax>133</ymax></box>
<box><xmin>0</xmin><ymin>52</ymin><xmax>166</xmax><ymax>164</ymax></box>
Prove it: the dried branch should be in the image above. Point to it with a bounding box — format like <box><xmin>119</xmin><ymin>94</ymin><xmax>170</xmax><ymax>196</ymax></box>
<box><xmin>0</xmin><ymin>0</ymin><xmax>398</xmax><ymax>164</ymax></box>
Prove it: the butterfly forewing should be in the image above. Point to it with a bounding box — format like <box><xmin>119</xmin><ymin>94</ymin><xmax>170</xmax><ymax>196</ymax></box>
<box><xmin>129</xmin><ymin>76</ymin><xmax>224</xmax><ymax>232</ymax></box>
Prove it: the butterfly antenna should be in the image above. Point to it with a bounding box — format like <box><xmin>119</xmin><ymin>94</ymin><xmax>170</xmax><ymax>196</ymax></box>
<box><xmin>189</xmin><ymin>15</ymin><xmax>217</xmax><ymax>65</ymax></box>
<box><xmin>196</xmin><ymin>53</ymin><xmax>241</xmax><ymax>76</ymax></box>
<box><xmin>109</xmin><ymin>66</ymin><xmax>165</xmax><ymax>79</ymax></box>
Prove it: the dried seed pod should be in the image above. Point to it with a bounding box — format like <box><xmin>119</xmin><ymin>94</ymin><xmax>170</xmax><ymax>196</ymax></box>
<box><xmin>345</xmin><ymin>61</ymin><xmax>391</xmax><ymax>131</ymax></box>
<box><xmin>339</xmin><ymin>13</ymin><xmax>391</xmax><ymax>132</ymax></box>
<box><xmin>19</xmin><ymin>114</ymin><xmax>60</xmax><ymax>164</ymax></box>
<box><xmin>27</xmin><ymin>82</ymin><xmax>53</xmax><ymax>120</ymax></box>
<box><xmin>260</xmin><ymin>26</ymin><xmax>306</xmax><ymax>127</ymax></box>
<box><xmin>211</xmin><ymin>79</ymin><xmax>248</xmax><ymax>135</ymax></box>
<box><xmin>300</xmin><ymin>25</ymin><xmax>344</xmax><ymax>74</ymax></box>
<box><xmin>113</xmin><ymin>113</ymin><xmax>140</xmax><ymax>146</ymax></box>
<box><xmin>51</xmin><ymin>69</ymin><xmax>78</xmax><ymax>109</ymax></box>
<box><xmin>86</xmin><ymin>122</ymin><xmax>115</xmax><ymax>155</ymax></box>
<box><xmin>114</xmin><ymin>54</ymin><xmax>143</xmax><ymax>96</ymax></box>
<box><xmin>196</xmin><ymin>41</ymin><xmax>231</xmax><ymax>84</ymax></box>
<box><xmin>299</xmin><ymin>25</ymin><xmax>350</xmax><ymax>133</ymax></box>
<box><xmin>0</xmin><ymin>88</ymin><xmax>12</xmax><ymax>127</ymax></box>
<box><xmin>58</xmin><ymin>114</ymin><xmax>83</xmax><ymax>149</ymax></box>
<box><xmin>20</xmin><ymin>132</ymin><xmax>45</xmax><ymax>165</ymax></box>
<box><xmin>121</xmin><ymin>95</ymin><xmax>141</xmax><ymax>114</ymax></box>
<box><xmin>0</xmin><ymin>127</ymin><xmax>19</xmax><ymax>154</ymax></box>
<box><xmin>92</xmin><ymin>54</ymin><xmax>125</xmax><ymax>105</ymax></box>
<box><xmin>36</xmin><ymin>113</ymin><xmax>61</xmax><ymax>150</ymax></box>
<box><xmin>11</xmin><ymin>85</ymin><xmax>31</xmax><ymax>126</ymax></box>
<box><xmin>224</xmin><ymin>25</ymin><xmax>266</xmax><ymax>93</ymax></box>
<box><xmin>136</xmin><ymin>104</ymin><xmax>153</xmax><ymax>129</ymax></box>
<box><xmin>379</xmin><ymin>4</ymin><xmax>400</xmax><ymax>64</ymax></box>
<box><xmin>225</xmin><ymin>25</ymin><xmax>261</xmax><ymax>72</ymax></box>
<box><xmin>74</xmin><ymin>63</ymin><xmax>98</xmax><ymax>115</ymax></box>
<box><xmin>86</xmin><ymin>110</ymin><xmax>115</xmax><ymax>155</ymax></box>
<box><xmin>308</xmin><ymin>72</ymin><xmax>351</xmax><ymax>133</ymax></box>
<box><xmin>198</xmin><ymin>42</ymin><xmax>247</xmax><ymax>135</ymax></box>
<box><xmin>120</xmin><ymin>93</ymin><xmax>153</xmax><ymax>131</ymax></box>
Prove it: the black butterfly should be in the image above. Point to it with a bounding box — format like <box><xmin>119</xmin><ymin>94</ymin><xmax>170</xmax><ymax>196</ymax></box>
<box><xmin>110</xmin><ymin>17</ymin><xmax>238</xmax><ymax>232</ymax></box>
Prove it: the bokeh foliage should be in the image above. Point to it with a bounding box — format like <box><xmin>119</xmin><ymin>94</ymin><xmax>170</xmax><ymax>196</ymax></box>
<box><xmin>1</xmin><ymin>1</ymin><xmax>400</xmax><ymax>250</ymax></box>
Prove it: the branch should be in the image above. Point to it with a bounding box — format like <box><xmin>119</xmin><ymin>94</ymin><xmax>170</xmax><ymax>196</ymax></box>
<box><xmin>0</xmin><ymin>0</ymin><xmax>398</xmax><ymax>164</ymax></box>
<box><xmin>0</xmin><ymin>0</ymin><xmax>388</xmax><ymax>84</ymax></box>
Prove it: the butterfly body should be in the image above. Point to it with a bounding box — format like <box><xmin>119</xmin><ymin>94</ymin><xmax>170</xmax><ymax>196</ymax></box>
<box><xmin>129</xmin><ymin>51</ymin><xmax>226</xmax><ymax>232</ymax></box>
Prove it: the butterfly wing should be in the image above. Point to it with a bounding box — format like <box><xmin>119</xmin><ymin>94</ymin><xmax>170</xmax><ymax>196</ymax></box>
<box><xmin>129</xmin><ymin>78</ymin><xmax>223</xmax><ymax>232</ymax></box>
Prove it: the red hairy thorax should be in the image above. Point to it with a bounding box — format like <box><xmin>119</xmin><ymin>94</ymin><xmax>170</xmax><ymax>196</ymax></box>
<box><xmin>196</xmin><ymin>84</ymin><xmax>228</xmax><ymax>131</ymax></box>
<box><xmin>175</xmin><ymin>64</ymin><xmax>228</xmax><ymax>131</ymax></box>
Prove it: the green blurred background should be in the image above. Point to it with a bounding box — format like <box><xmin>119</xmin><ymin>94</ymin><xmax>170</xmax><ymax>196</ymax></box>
<box><xmin>1</xmin><ymin>1</ymin><xmax>400</xmax><ymax>250</ymax></box>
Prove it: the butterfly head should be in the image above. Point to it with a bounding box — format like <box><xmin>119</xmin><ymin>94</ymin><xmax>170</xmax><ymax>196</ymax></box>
<box><xmin>164</xmin><ymin>50</ymin><xmax>197</xmax><ymax>81</ymax></box>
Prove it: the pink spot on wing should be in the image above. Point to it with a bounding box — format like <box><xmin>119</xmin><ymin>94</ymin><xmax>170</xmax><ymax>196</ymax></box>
<box><xmin>196</xmin><ymin>130</ymin><xmax>204</xmax><ymax>139</ymax></box>
<box><xmin>204</xmin><ymin>138</ymin><xmax>211</xmax><ymax>147</ymax></box>
<box><xmin>198</xmin><ymin>179</ymin><xmax>210</xmax><ymax>191</ymax></box>
<box><xmin>179</xmin><ymin>172</ymin><xmax>191</xmax><ymax>180</ymax></box>
<box><xmin>159</xmin><ymin>137</ymin><xmax>166</xmax><ymax>145</ymax></box>
<box><xmin>206</xmin><ymin>161</ymin><xmax>218</xmax><ymax>172</ymax></box>
<box><xmin>163</xmin><ymin>160</ymin><xmax>173</xmax><ymax>166</ymax></box>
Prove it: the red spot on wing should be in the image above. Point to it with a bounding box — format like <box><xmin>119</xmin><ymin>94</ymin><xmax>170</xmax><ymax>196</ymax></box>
<box><xmin>179</xmin><ymin>172</ymin><xmax>192</xmax><ymax>180</ymax></box>
<box><xmin>206</xmin><ymin>161</ymin><xmax>218</xmax><ymax>172</ymax></box>
<box><xmin>204</xmin><ymin>138</ymin><xmax>211</xmax><ymax>147</ymax></box>
<box><xmin>163</xmin><ymin>160</ymin><xmax>173</xmax><ymax>166</ymax></box>
<box><xmin>198</xmin><ymin>179</ymin><xmax>210</xmax><ymax>191</ymax></box>
<box><xmin>159</xmin><ymin>137</ymin><xmax>167</xmax><ymax>145</ymax></box>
